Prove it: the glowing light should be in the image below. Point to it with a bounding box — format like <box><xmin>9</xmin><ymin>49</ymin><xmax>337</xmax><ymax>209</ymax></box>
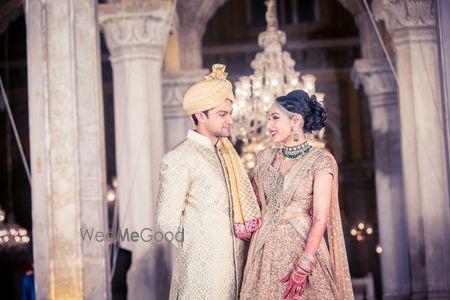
<box><xmin>301</xmin><ymin>74</ymin><xmax>316</xmax><ymax>94</ymax></box>
<box><xmin>376</xmin><ymin>245</ymin><xmax>383</xmax><ymax>254</ymax></box>
<box><xmin>106</xmin><ymin>189</ymin><xmax>116</xmax><ymax>202</ymax></box>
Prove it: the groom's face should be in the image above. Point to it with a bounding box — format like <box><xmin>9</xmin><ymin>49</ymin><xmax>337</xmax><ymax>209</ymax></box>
<box><xmin>203</xmin><ymin>99</ymin><xmax>234</xmax><ymax>137</ymax></box>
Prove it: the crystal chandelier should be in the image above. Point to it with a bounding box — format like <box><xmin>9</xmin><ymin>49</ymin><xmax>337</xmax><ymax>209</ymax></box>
<box><xmin>232</xmin><ymin>0</ymin><xmax>325</xmax><ymax>147</ymax></box>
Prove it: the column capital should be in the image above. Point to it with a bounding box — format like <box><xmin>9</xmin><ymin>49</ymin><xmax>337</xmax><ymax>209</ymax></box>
<box><xmin>373</xmin><ymin>0</ymin><xmax>436</xmax><ymax>44</ymax></box>
<box><xmin>162</xmin><ymin>69</ymin><xmax>207</xmax><ymax>117</ymax></box>
<box><xmin>338</xmin><ymin>0</ymin><xmax>385</xmax><ymax>59</ymax></box>
<box><xmin>99</xmin><ymin>1</ymin><xmax>174</xmax><ymax>63</ymax></box>
<box><xmin>352</xmin><ymin>58</ymin><xmax>398</xmax><ymax>107</ymax></box>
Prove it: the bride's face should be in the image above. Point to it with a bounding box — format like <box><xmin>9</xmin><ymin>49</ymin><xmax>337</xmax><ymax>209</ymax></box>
<box><xmin>266</xmin><ymin>103</ymin><xmax>294</xmax><ymax>143</ymax></box>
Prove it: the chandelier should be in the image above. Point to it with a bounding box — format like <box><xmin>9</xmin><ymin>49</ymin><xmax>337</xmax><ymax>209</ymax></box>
<box><xmin>0</xmin><ymin>207</ymin><xmax>30</xmax><ymax>252</ymax></box>
<box><xmin>232</xmin><ymin>0</ymin><xmax>325</xmax><ymax>148</ymax></box>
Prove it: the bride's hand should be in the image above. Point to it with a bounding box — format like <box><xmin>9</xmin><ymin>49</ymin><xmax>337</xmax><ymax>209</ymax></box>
<box><xmin>280</xmin><ymin>266</ymin><xmax>308</xmax><ymax>299</ymax></box>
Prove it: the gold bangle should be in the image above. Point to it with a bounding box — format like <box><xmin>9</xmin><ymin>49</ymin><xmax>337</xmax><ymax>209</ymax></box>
<box><xmin>294</xmin><ymin>263</ymin><xmax>311</xmax><ymax>275</ymax></box>
<box><xmin>296</xmin><ymin>265</ymin><xmax>311</xmax><ymax>275</ymax></box>
<box><xmin>301</xmin><ymin>251</ymin><xmax>317</xmax><ymax>263</ymax></box>
<box><xmin>297</xmin><ymin>258</ymin><xmax>313</xmax><ymax>270</ymax></box>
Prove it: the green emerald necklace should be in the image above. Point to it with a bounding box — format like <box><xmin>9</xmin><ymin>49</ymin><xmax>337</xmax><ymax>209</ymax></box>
<box><xmin>281</xmin><ymin>140</ymin><xmax>313</xmax><ymax>159</ymax></box>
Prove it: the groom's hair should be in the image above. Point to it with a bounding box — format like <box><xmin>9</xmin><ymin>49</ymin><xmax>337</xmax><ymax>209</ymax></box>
<box><xmin>191</xmin><ymin>110</ymin><xmax>209</xmax><ymax>126</ymax></box>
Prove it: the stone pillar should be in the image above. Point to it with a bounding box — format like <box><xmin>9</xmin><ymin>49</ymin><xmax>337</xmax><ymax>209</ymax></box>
<box><xmin>176</xmin><ymin>0</ymin><xmax>227</xmax><ymax>69</ymax></box>
<box><xmin>437</xmin><ymin>0</ymin><xmax>450</xmax><ymax>195</ymax></box>
<box><xmin>340</xmin><ymin>1</ymin><xmax>411</xmax><ymax>297</ymax></box>
<box><xmin>162</xmin><ymin>70</ymin><xmax>206</xmax><ymax>150</ymax></box>
<box><xmin>160</xmin><ymin>0</ymin><xmax>228</xmax><ymax>148</ymax></box>
<box><xmin>338</xmin><ymin>0</ymin><xmax>385</xmax><ymax>59</ymax></box>
<box><xmin>374</xmin><ymin>1</ymin><xmax>450</xmax><ymax>298</ymax></box>
<box><xmin>99</xmin><ymin>2</ymin><xmax>174</xmax><ymax>299</ymax></box>
<box><xmin>353</xmin><ymin>59</ymin><xmax>410</xmax><ymax>300</ymax></box>
<box><xmin>26</xmin><ymin>0</ymin><xmax>109</xmax><ymax>299</ymax></box>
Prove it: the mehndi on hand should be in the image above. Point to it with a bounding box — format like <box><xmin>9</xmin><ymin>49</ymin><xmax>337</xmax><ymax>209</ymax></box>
<box><xmin>280</xmin><ymin>250</ymin><xmax>317</xmax><ymax>299</ymax></box>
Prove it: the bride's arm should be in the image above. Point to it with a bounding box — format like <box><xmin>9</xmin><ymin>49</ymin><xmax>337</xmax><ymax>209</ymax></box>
<box><xmin>304</xmin><ymin>172</ymin><xmax>333</xmax><ymax>256</ymax></box>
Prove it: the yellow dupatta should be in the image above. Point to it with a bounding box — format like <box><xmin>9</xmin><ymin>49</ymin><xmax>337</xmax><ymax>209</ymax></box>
<box><xmin>218</xmin><ymin>138</ymin><xmax>261</xmax><ymax>240</ymax></box>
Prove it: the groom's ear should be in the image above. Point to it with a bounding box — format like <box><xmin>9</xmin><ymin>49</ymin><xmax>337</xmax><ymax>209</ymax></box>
<box><xmin>195</xmin><ymin>111</ymin><xmax>209</xmax><ymax>124</ymax></box>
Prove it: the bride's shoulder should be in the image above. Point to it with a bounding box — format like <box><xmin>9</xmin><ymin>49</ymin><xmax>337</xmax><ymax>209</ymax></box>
<box><xmin>314</xmin><ymin>148</ymin><xmax>335</xmax><ymax>159</ymax></box>
<box><xmin>321</xmin><ymin>149</ymin><xmax>337</xmax><ymax>161</ymax></box>
<box><xmin>311</xmin><ymin>148</ymin><xmax>338</xmax><ymax>171</ymax></box>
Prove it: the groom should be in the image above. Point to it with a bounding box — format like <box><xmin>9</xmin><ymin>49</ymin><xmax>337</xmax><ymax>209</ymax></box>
<box><xmin>156</xmin><ymin>64</ymin><xmax>261</xmax><ymax>300</ymax></box>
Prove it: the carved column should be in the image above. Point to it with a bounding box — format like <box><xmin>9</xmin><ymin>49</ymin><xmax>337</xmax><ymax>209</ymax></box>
<box><xmin>437</xmin><ymin>0</ymin><xmax>450</xmax><ymax>195</ymax></box>
<box><xmin>338</xmin><ymin>0</ymin><xmax>385</xmax><ymax>59</ymax></box>
<box><xmin>374</xmin><ymin>1</ymin><xmax>450</xmax><ymax>298</ymax></box>
<box><xmin>26</xmin><ymin>0</ymin><xmax>109</xmax><ymax>299</ymax></box>
<box><xmin>176</xmin><ymin>0</ymin><xmax>227</xmax><ymax>69</ymax></box>
<box><xmin>99</xmin><ymin>2</ymin><xmax>174</xmax><ymax>299</ymax></box>
<box><xmin>161</xmin><ymin>0</ymin><xmax>227</xmax><ymax>148</ymax></box>
<box><xmin>162</xmin><ymin>70</ymin><xmax>206</xmax><ymax>150</ymax></box>
<box><xmin>340</xmin><ymin>1</ymin><xmax>411</xmax><ymax>297</ymax></box>
<box><xmin>352</xmin><ymin>59</ymin><xmax>410</xmax><ymax>299</ymax></box>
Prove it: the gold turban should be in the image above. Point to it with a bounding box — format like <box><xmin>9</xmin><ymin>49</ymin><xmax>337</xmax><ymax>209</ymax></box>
<box><xmin>183</xmin><ymin>64</ymin><xmax>235</xmax><ymax>115</ymax></box>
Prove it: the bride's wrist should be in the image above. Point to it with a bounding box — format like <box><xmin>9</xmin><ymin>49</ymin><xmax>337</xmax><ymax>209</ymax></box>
<box><xmin>295</xmin><ymin>250</ymin><xmax>317</xmax><ymax>275</ymax></box>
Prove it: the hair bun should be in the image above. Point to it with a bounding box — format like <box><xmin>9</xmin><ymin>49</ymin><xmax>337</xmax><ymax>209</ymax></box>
<box><xmin>276</xmin><ymin>89</ymin><xmax>327</xmax><ymax>133</ymax></box>
<box><xmin>306</xmin><ymin>94</ymin><xmax>327</xmax><ymax>132</ymax></box>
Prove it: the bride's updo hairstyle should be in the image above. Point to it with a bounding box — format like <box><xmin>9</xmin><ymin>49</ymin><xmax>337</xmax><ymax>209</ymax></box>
<box><xmin>275</xmin><ymin>89</ymin><xmax>327</xmax><ymax>134</ymax></box>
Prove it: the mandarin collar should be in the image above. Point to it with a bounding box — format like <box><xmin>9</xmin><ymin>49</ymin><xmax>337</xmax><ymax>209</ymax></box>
<box><xmin>187</xmin><ymin>130</ymin><xmax>218</xmax><ymax>149</ymax></box>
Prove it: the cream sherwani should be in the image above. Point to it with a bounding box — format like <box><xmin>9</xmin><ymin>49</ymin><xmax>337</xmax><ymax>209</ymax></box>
<box><xmin>156</xmin><ymin>130</ymin><xmax>245</xmax><ymax>300</ymax></box>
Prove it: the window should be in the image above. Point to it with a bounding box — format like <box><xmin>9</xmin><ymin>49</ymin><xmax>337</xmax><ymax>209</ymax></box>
<box><xmin>248</xmin><ymin>0</ymin><xmax>319</xmax><ymax>27</ymax></box>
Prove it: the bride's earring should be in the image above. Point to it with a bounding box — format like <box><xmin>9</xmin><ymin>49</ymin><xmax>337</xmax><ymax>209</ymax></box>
<box><xmin>293</xmin><ymin>127</ymin><xmax>299</xmax><ymax>142</ymax></box>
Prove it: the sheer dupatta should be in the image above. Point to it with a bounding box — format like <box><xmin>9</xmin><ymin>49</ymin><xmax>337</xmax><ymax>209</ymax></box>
<box><xmin>326</xmin><ymin>159</ymin><xmax>354</xmax><ymax>300</ymax></box>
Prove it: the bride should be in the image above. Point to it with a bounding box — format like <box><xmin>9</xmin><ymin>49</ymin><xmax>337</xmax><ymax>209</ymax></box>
<box><xmin>240</xmin><ymin>90</ymin><xmax>354</xmax><ymax>300</ymax></box>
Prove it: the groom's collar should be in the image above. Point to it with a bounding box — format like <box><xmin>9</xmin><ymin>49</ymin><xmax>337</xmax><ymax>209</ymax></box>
<box><xmin>187</xmin><ymin>130</ymin><xmax>215</xmax><ymax>149</ymax></box>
